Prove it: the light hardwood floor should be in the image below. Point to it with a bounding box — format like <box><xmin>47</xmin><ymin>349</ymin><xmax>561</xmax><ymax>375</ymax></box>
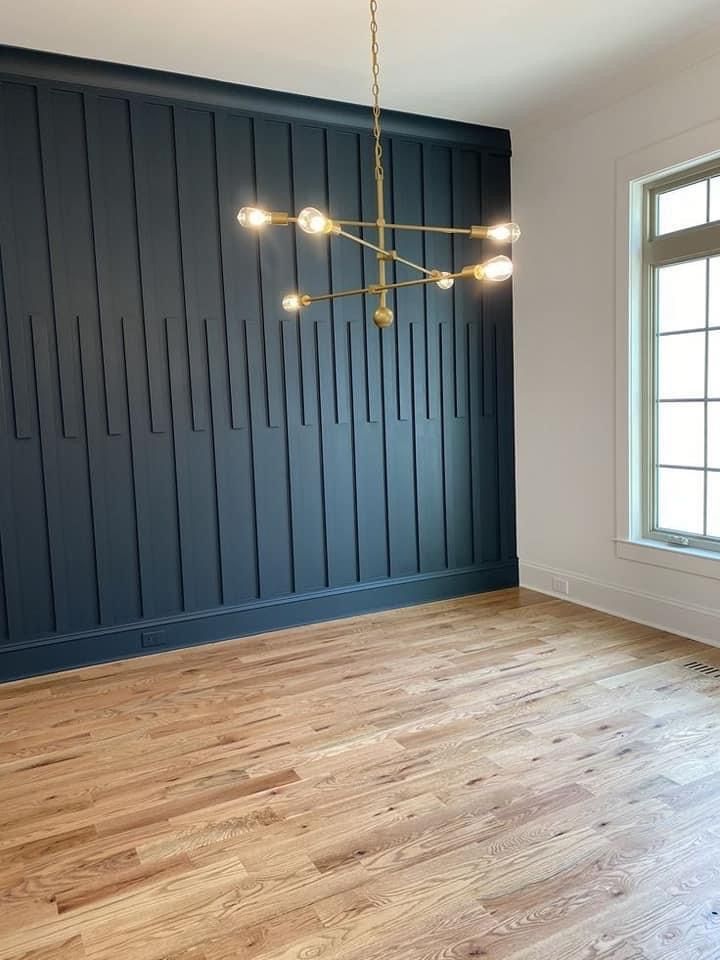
<box><xmin>2</xmin><ymin>588</ymin><xmax>720</xmax><ymax>960</ymax></box>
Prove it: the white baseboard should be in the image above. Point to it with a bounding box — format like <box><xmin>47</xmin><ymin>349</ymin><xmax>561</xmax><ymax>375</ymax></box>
<box><xmin>520</xmin><ymin>560</ymin><xmax>720</xmax><ymax>650</ymax></box>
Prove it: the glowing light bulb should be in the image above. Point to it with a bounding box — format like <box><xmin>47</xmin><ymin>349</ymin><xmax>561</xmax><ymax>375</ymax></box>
<box><xmin>475</xmin><ymin>255</ymin><xmax>513</xmax><ymax>282</ymax></box>
<box><xmin>282</xmin><ymin>293</ymin><xmax>310</xmax><ymax>312</ymax></box>
<box><xmin>237</xmin><ymin>207</ymin><xmax>272</xmax><ymax>228</ymax></box>
<box><xmin>486</xmin><ymin>222</ymin><xmax>521</xmax><ymax>243</ymax></box>
<box><xmin>435</xmin><ymin>272</ymin><xmax>454</xmax><ymax>290</ymax></box>
<box><xmin>282</xmin><ymin>294</ymin><xmax>302</xmax><ymax>312</ymax></box>
<box><xmin>297</xmin><ymin>207</ymin><xmax>331</xmax><ymax>234</ymax></box>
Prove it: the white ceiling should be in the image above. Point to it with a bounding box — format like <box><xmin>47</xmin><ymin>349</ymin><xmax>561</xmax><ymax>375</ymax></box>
<box><xmin>3</xmin><ymin>0</ymin><xmax>720</xmax><ymax>138</ymax></box>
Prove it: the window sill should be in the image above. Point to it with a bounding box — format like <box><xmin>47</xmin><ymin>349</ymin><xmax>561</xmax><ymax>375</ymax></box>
<box><xmin>615</xmin><ymin>537</ymin><xmax>720</xmax><ymax>581</ymax></box>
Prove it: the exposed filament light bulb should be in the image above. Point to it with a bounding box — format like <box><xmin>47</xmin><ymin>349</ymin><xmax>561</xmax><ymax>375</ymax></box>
<box><xmin>282</xmin><ymin>293</ymin><xmax>309</xmax><ymax>312</ymax></box>
<box><xmin>237</xmin><ymin>206</ymin><xmax>272</xmax><ymax>228</ymax></box>
<box><xmin>434</xmin><ymin>271</ymin><xmax>455</xmax><ymax>290</ymax></box>
<box><xmin>486</xmin><ymin>222</ymin><xmax>521</xmax><ymax>243</ymax></box>
<box><xmin>297</xmin><ymin>207</ymin><xmax>332</xmax><ymax>234</ymax></box>
<box><xmin>473</xmin><ymin>255</ymin><xmax>513</xmax><ymax>282</ymax></box>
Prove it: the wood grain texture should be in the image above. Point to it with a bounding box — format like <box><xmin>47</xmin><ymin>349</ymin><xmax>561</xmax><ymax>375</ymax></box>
<box><xmin>2</xmin><ymin>588</ymin><xmax>720</xmax><ymax>959</ymax></box>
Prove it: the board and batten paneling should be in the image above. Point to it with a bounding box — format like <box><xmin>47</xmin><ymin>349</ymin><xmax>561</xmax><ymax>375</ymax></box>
<box><xmin>0</xmin><ymin>47</ymin><xmax>517</xmax><ymax>680</ymax></box>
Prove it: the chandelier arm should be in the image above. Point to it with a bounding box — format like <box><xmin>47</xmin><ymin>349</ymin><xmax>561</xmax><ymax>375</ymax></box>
<box><xmin>304</xmin><ymin>267</ymin><xmax>475</xmax><ymax>305</ymax></box>
<box><xmin>379</xmin><ymin>222</ymin><xmax>475</xmax><ymax>235</ymax></box>
<box><xmin>336</xmin><ymin>229</ymin><xmax>434</xmax><ymax>277</ymax></box>
<box><xmin>330</xmin><ymin>218</ymin><xmax>475</xmax><ymax>236</ymax></box>
<box><xmin>256</xmin><ymin>214</ymin><xmax>489</xmax><ymax>237</ymax></box>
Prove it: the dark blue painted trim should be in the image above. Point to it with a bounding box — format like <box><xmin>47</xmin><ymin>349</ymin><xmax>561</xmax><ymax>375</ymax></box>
<box><xmin>0</xmin><ymin>45</ymin><xmax>511</xmax><ymax>154</ymax></box>
<box><xmin>0</xmin><ymin>561</ymin><xmax>518</xmax><ymax>682</ymax></box>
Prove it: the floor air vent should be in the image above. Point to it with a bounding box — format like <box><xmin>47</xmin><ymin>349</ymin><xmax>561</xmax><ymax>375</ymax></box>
<box><xmin>684</xmin><ymin>660</ymin><xmax>720</xmax><ymax>678</ymax></box>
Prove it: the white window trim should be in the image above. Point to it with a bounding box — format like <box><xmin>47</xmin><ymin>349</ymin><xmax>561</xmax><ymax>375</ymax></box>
<box><xmin>615</xmin><ymin>117</ymin><xmax>720</xmax><ymax>582</ymax></box>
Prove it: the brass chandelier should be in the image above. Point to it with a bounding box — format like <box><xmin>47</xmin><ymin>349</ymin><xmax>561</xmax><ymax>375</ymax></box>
<box><xmin>237</xmin><ymin>0</ymin><xmax>520</xmax><ymax>328</ymax></box>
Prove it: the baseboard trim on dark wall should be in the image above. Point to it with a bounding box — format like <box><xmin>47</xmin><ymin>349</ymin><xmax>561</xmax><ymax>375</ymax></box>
<box><xmin>0</xmin><ymin>561</ymin><xmax>518</xmax><ymax>682</ymax></box>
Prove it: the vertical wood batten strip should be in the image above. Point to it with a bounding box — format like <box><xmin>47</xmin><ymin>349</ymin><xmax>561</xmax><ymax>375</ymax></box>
<box><xmin>121</xmin><ymin>317</ymin><xmax>150</xmax><ymax>619</ymax></box>
<box><xmin>346</xmin><ymin>321</ymin><xmax>362</xmax><ymax>584</ymax></box>
<box><xmin>83</xmin><ymin>91</ymin><xmax>125</xmax><ymax>437</ymax></box>
<box><xmin>0</xmin><ymin>543</ymin><xmax>7</xmax><ymax>644</ymax></box>
<box><xmin>440</xmin><ymin>320</ymin><xmax>457</xmax><ymax>568</ymax></box>
<box><xmin>422</xmin><ymin>144</ymin><xmax>452</xmax><ymax>423</ymax></box>
<box><xmin>326</xmin><ymin>129</ymin><xmax>358</xmax><ymax>426</ymax></box>
<box><xmin>128</xmin><ymin>100</ymin><xmax>170</xmax><ymax>435</ymax></box>
<box><xmin>245</xmin><ymin>317</ymin><xmax>293</xmax><ymax>598</ymax></box>
<box><xmin>290</xmin><ymin>121</ymin><xmax>330</xmax><ymax>429</ymax></box>
<box><xmin>281</xmin><ymin>317</ymin><xmax>321</xmax><ymax>592</ymax></box>
<box><xmin>359</xmin><ymin>133</ymin><xmax>382</xmax><ymax>425</ymax></box>
<box><xmin>316</xmin><ymin>317</ymin><xmax>358</xmax><ymax>587</ymax></box>
<box><xmin>0</xmin><ymin>330</ymin><xmax>25</xmax><ymax>641</ymax></box>
<box><xmin>349</xmin><ymin>318</ymin><xmax>388</xmax><ymax>580</ymax></box>
<box><xmin>396</xmin><ymin>140</ymin><xmax>424</xmax><ymax>569</ymax></box>
<box><xmin>214</xmin><ymin>110</ymin><xmax>260</xmax><ymax>599</ymax></box>
<box><xmin>213</xmin><ymin>110</ymin><xmax>249</xmax><ymax>432</ymax></box>
<box><xmin>314</xmin><ymin>320</ymin><xmax>330</xmax><ymax>588</ymax></box>
<box><xmin>173</xmin><ymin>106</ymin><xmax>208</xmax><ymax>433</ymax></box>
<box><xmin>450</xmin><ymin>148</ymin><xmax>468</xmax><ymax>420</ymax></box>
<box><xmin>76</xmin><ymin>315</ymin><xmax>113</xmax><ymax>625</ymax></box>
<box><xmin>496</xmin><ymin>308</ymin><xmax>517</xmax><ymax>561</ymax></box>
<box><xmin>252</xmin><ymin>119</ymin><xmax>298</xmax><ymax>596</ymax></box>
<box><xmin>412</xmin><ymin>318</ymin><xmax>445</xmax><ymax>573</ymax></box>
<box><xmin>391</xmin><ymin>139</ymin><xmax>420</xmax><ymax>424</ymax></box>
<box><xmin>410</xmin><ymin>320</ymin><xmax>423</xmax><ymax>574</ymax></box>
<box><xmin>205</xmin><ymin>316</ymin><xmax>228</xmax><ymax>605</ymax></box>
<box><xmin>0</xmin><ymin>86</ymin><xmax>32</xmax><ymax>440</ymax></box>
<box><xmin>279</xmin><ymin>127</ymin><xmax>327</xmax><ymax>596</ymax></box>
<box><xmin>121</xmin><ymin>313</ymin><xmax>183</xmax><ymax>621</ymax></box>
<box><xmin>254</xmin><ymin>118</ymin><xmax>290</xmax><ymax>430</ymax></box>
<box><xmin>206</xmin><ymin>314</ymin><xmax>258</xmax><ymax>604</ymax></box>
<box><xmin>36</xmin><ymin>86</ymin><xmax>82</xmax><ymax>440</ymax></box>
<box><xmin>30</xmin><ymin>316</ymin><xmax>66</xmax><ymax>634</ymax></box>
<box><xmin>437</xmin><ymin>320</ymin><xmax>450</xmax><ymax>570</ymax></box>
<box><xmin>166</xmin><ymin>316</ymin><xmax>194</xmax><ymax>611</ymax></box>
<box><xmin>467</xmin><ymin>321</ymin><xmax>478</xmax><ymax>564</ymax></box>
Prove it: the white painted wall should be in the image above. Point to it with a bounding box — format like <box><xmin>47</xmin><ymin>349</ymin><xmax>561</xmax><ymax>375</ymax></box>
<box><xmin>513</xmin><ymin>49</ymin><xmax>720</xmax><ymax>645</ymax></box>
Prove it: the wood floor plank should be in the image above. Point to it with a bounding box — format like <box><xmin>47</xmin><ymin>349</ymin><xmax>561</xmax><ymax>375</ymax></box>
<box><xmin>2</xmin><ymin>588</ymin><xmax>720</xmax><ymax>959</ymax></box>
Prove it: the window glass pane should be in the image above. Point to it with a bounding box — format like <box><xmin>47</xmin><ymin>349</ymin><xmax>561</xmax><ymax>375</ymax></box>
<box><xmin>657</xmin><ymin>180</ymin><xmax>708</xmax><ymax>235</ymax></box>
<box><xmin>710</xmin><ymin>257</ymin><xmax>720</xmax><ymax>328</ymax></box>
<box><xmin>657</xmin><ymin>467</ymin><xmax>704</xmax><ymax>534</ymax></box>
<box><xmin>710</xmin><ymin>330</ymin><xmax>720</xmax><ymax>398</ymax></box>
<box><xmin>657</xmin><ymin>332</ymin><xmax>706</xmax><ymax>399</ymax></box>
<box><xmin>657</xmin><ymin>259</ymin><xmax>707</xmax><ymax>332</ymax></box>
<box><xmin>709</xmin><ymin>402</ymin><xmax>720</xmax><ymax>469</ymax></box>
<box><xmin>658</xmin><ymin>401</ymin><xmax>705</xmax><ymax>467</ymax></box>
<box><xmin>711</xmin><ymin>177</ymin><xmax>720</xmax><ymax>223</ymax></box>
<box><xmin>708</xmin><ymin>472</ymin><xmax>720</xmax><ymax>538</ymax></box>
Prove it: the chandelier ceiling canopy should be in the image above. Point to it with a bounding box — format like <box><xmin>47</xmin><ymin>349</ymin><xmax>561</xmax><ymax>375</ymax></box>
<box><xmin>237</xmin><ymin>0</ymin><xmax>520</xmax><ymax>328</ymax></box>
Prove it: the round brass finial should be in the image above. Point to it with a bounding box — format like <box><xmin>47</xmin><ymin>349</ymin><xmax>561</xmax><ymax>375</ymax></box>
<box><xmin>373</xmin><ymin>305</ymin><xmax>394</xmax><ymax>328</ymax></box>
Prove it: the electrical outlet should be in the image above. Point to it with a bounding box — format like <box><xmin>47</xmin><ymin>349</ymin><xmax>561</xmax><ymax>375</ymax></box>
<box><xmin>141</xmin><ymin>629</ymin><xmax>168</xmax><ymax>649</ymax></box>
<box><xmin>551</xmin><ymin>576</ymin><xmax>569</xmax><ymax>596</ymax></box>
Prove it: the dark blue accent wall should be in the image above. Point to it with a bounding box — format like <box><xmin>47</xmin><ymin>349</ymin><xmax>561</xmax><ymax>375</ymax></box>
<box><xmin>0</xmin><ymin>47</ymin><xmax>517</xmax><ymax>681</ymax></box>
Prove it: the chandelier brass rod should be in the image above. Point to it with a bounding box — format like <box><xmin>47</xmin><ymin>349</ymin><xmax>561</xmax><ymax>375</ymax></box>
<box><xmin>332</xmin><ymin>219</ymin><xmax>475</xmax><ymax>236</ymax></box>
<box><xmin>287</xmin><ymin>214</ymin><xmax>481</xmax><ymax>237</ymax></box>
<box><xmin>336</xmin><ymin>229</ymin><xmax>434</xmax><ymax>277</ymax></box>
<box><xmin>305</xmin><ymin>268</ymin><xmax>470</xmax><ymax>305</ymax></box>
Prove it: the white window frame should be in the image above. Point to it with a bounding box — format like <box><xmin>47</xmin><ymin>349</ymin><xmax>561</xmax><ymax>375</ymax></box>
<box><xmin>615</xmin><ymin>119</ymin><xmax>720</xmax><ymax>582</ymax></box>
<box><xmin>643</xmin><ymin>164</ymin><xmax>720</xmax><ymax>552</ymax></box>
